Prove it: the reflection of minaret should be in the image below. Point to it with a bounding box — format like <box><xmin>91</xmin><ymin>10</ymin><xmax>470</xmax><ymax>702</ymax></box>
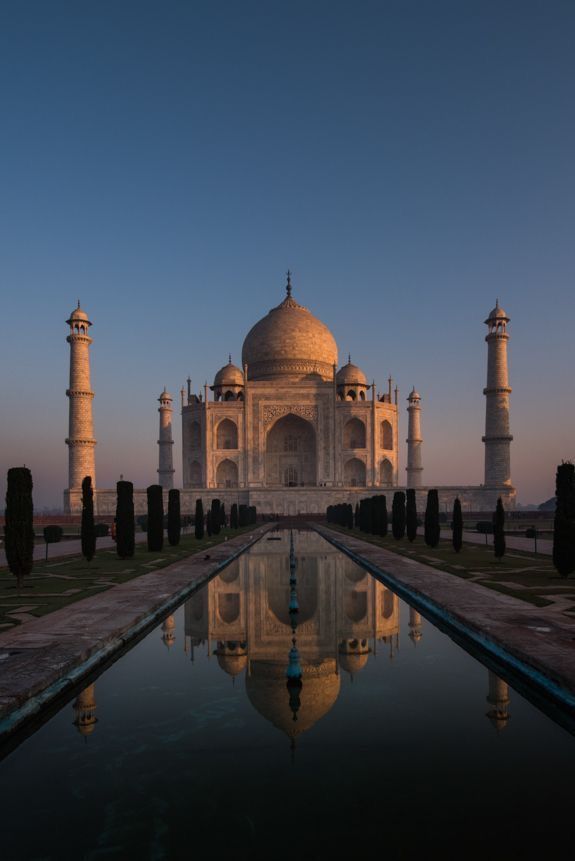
<box><xmin>157</xmin><ymin>388</ymin><xmax>175</xmax><ymax>489</ymax></box>
<box><xmin>161</xmin><ymin>615</ymin><xmax>176</xmax><ymax>649</ymax></box>
<box><xmin>486</xmin><ymin>671</ymin><xmax>510</xmax><ymax>730</ymax></box>
<box><xmin>408</xmin><ymin>607</ymin><xmax>423</xmax><ymax>645</ymax></box>
<box><xmin>406</xmin><ymin>388</ymin><xmax>423</xmax><ymax>488</ymax></box>
<box><xmin>73</xmin><ymin>683</ymin><xmax>97</xmax><ymax>738</ymax></box>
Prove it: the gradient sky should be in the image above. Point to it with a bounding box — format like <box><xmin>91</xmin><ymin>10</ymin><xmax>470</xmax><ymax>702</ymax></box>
<box><xmin>1</xmin><ymin>0</ymin><xmax>574</xmax><ymax>509</ymax></box>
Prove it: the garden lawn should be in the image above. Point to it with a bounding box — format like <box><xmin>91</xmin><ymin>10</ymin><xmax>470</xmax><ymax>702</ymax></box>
<box><xmin>326</xmin><ymin>525</ymin><xmax>571</xmax><ymax>610</ymax></box>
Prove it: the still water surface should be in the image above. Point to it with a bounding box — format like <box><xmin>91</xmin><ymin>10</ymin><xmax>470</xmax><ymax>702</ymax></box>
<box><xmin>1</xmin><ymin>530</ymin><xmax>573</xmax><ymax>859</ymax></box>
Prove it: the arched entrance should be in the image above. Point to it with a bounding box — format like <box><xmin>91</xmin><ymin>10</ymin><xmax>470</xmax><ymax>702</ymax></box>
<box><xmin>265</xmin><ymin>413</ymin><xmax>317</xmax><ymax>487</ymax></box>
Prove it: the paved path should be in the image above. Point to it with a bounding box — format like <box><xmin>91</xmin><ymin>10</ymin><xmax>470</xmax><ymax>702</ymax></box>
<box><xmin>415</xmin><ymin>526</ymin><xmax>552</xmax><ymax>556</ymax></box>
<box><xmin>0</xmin><ymin>526</ymin><xmax>270</xmax><ymax>738</ymax></box>
<box><xmin>317</xmin><ymin>525</ymin><xmax>575</xmax><ymax>713</ymax></box>
<box><xmin>0</xmin><ymin>531</ymin><xmax>150</xmax><ymax>569</ymax></box>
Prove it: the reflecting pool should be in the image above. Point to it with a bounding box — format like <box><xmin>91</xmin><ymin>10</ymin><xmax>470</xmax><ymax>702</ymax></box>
<box><xmin>1</xmin><ymin>530</ymin><xmax>574</xmax><ymax>859</ymax></box>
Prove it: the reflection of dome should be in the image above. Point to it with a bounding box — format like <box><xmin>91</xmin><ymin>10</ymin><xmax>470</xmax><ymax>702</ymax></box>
<box><xmin>336</xmin><ymin>360</ymin><xmax>367</xmax><ymax>386</ymax></box>
<box><xmin>242</xmin><ymin>276</ymin><xmax>338</xmax><ymax>381</ymax></box>
<box><xmin>217</xmin><ymin>653</ymin><xmax>248</xmax><ymax>677</ymax></box>
<box><xmin>214</xmin><ymin>358</ymin><xmax>244</xmax><ymax>388</ymax></box>
<box><xmin>246</xmin><ymin>660</ymin><xmax>340</xmax><ymax>737</ymax></box>
<box><xmin>338</xmin><ymin>652</ymin><xmax>369</xmax><ymax>675</ymax></box>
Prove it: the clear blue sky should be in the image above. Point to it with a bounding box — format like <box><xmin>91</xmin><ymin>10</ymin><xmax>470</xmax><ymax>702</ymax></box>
<box><xmin>1</xmin><ymin>0</ymin><xmax>573</xmax><ymax>508</ymax></box>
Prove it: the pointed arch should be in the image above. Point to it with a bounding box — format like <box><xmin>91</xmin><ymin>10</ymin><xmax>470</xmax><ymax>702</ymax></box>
<box><xmin>344</xmin><ymin>417</ymin><xmax>366</xmax><ymax>449</ymax></box>
<box><xmin>190</xmin><ymin>460</ymin><xmax>202</xmax><ymax>486</ymax></box>
<box><xmin>190</xmin><ymin>421</ymin><xmax>201</xmax><ymax>449</ymax></box>
<box><xmin>216</xmin><ymin>418</ymin><xmax>238</xmax><ymax>449</ymax></box>
<box><xmin>380</xmin><ymin>420</ymin><xmax>393</xmax><ymax>450</ymax></box>
<box><xmin>344</xmin><ymin>457</ymin><xmax>366</xmax><ymax>487</ymax></box>
<box><xmin>216</xmin><ymin>458</ymin><xmax>238</xmax><ymax>488</ymax></box>
<box><xmin>380</xmin><ymin>459</ymin><xmax>393</xmax><ymax>486</ymax></box>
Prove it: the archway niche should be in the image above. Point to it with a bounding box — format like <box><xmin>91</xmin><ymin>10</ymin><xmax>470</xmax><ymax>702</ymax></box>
<box><xmin>190</xmin><ymin>421</ymin><xmax>201</xmax><ymax>449</ymax></box>
<box><xmin>265</xmin><ymin>413</ymin><xmax>317</xmax><ymax>487</ymax></box>
<box><xmin>216</xmin><ymin>458</ymin><xmax>238</xmax><ymax>488</ymax></box>
<box><xmin>190</xmin><ymin>460</ymin><xmax>202</xmax><ymax>486</ymax></box>
<box><xmin>216</xmin><ymin>418</ymin><xmax>238</xmax><ymax>449</ymax></box>
<box><xmin>380</xmin><ymin>459</ymin><xmax>393</xmax><ymax>486</ymax></box>
<box><xmin>380</xmin><ymin>420</ymin><xmax>393</xmax><ymax>450</ymax></box>
<box><xmin>344</xmin><ymin>458</ymin><xmax>366</xmax><ymax>487</ymax></box>
<box><xmin>218</xmin><ymin>593</ymin><xmax>240</xmax><ymax>624</ymax></box>
<box><xmin>344</xmin><ymin>417</ymin><xmax>366</xmax><ymax>449</ymax></box>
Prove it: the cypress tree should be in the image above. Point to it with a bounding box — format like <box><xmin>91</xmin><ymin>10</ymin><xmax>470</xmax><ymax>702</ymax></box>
<box><xmin>493</xmin><ymin>497</ymin><xmax>506</xmax><ymax>559</ymax></box>
<box><xmin>81</xmin><ymin>475</ymin><xmax>96</xmax><ymax>562</ymax></box>
<box><xmin>206</xmin><ymin>509</ymin><xmax>213</xmax><ymax>537</ymax></box>
<box><xmin>406</xmin><ymin>488</ymin><xmax>418</xmax><ymax>542</ymax></box>
<box><xmin>553</xmin><ymin>462</ymin><xmax>575</xmax><ymax>578</ymax></box>
<box><xmin>359</xmin><ymin>499</ymin><xmax>367</xmax><ymax>532</ymax></box>
<box><xmin>220</xmin><ymin>503</ymin><xmax>227</xmax><ymax>529</ymax></box>
<box><xmin>116</xmin><ymin>480</ymin><xmax>135</xmax><ymax>559</ymax></box>
<box><xmin>230</xmin><ymin>503</ymin><xmax>238</xmax><ymax>529</ymax></box>
<box><xmin>392</xmin><ymin>491</ymin><xmax>406</xmax><ymax>540</ymax></box>
<box><xmin>424</xmin><ymin>489</ymin><xmax>440</xmax><ymax>548</ymax></box>
<box><xmin>452</xmin><ymin>497</ymin><xmax>463</xmax><ymax>553</ymax></box>
<box><xmin>239</xmin><ymin>504</ymin><xmax>248</xmax><ymax>527</ymax></box>
<box><xmin>167</xmin><ymin>488</ymin><xmax>181</xmax><ymax>546</ymax></box>
<box><xmin>147</xmin><ymin>484</ymin><xmax>164</xmax><ymax>552</ymax></box>
<box><xmin>347</xmin><ymin>503</ymin><xmax>354</xmax><ymax>529</ymax></box>
<box><xmin>194</xmin><ymin>498</ymin><xmax>204</xmax><ymax>540</ymax></box>
<box><xmin>4</xmin><ymin>467</ymin><xmax>34</xmax><ymax>590</ymax></box>
<box><xmin>211</xmin><ymin>499</ymin><xmax>221</xmax><ymax>535</ymax></box>
<box><xmin>354</xmin><ymin>502</ymin><xmax>360</xmax><ymax>529</ymax></box>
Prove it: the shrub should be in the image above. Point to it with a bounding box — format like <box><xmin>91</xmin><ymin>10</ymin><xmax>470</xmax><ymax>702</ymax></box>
<box><xmin>211</xmin><ymin>499</ymin><xmax>221</xmax><ymax>535</ymax></box>
<box><xmin>424</xmin><ymin>489</ymin><xmax>440</xmax><ymax>548</ymax></box>
<box><xmin>116</xmin><ymin>480</ymin><xmax>135</xmax><ymax>559</ymax></box>
<box><xmin>392</xmin><ymin>492</ymin><xmax>406</xmax><ymax>540</ymax></box>
<box><xmin>206</xmin><ymin>510</ymin><xmax>213</xmax><ymax>537</ymax></box>
<box><xmin>452</xmin><ymin>498</ymin><xmax>463</xmax><ymax>553</ymax></box>
<box><xmin>194</xmin><ymin>499</ymin><xmax>204</xmax><ymax>540</ymax></box>
<box><xmin>95</xmin><ymin>523</ymin><xmax>109</xmax><ymax>538</ymax></box>
<box><xmin>147</xmin><ymin>485</ymin><xmax>164</xmax><ymax>552</ymax></box>
<box><xmin>81</xmin><ymin>475</ymin><xmax>96</xmax><ymax>562</ymax></box>
<box><xmin>167</xmin><ymin>489</ymin><xmax>181</xmax><ymax>546</ymax></box>
<box><xmin>4</xmin><ymin>467</ymin><xmax>34</xmax><ymax>589</ymax></box>
<box><xmin>406</xmin><ymin>489</ymin><xmax>418</xmax><ymax>542</ymax></box>
<box><xmin>493</xmin><ymin>497</ymin><xmax>506</xmax><ymax>559</ymax></box>
<box><xmin>553</xmin><ymin>462</ymin><xmax>575</xmax><ymax>578</ymax></box>
<box><xmin>43</xmin><ymin>525</ymin><xmax>63</xmax><ymax>561</ymax></box>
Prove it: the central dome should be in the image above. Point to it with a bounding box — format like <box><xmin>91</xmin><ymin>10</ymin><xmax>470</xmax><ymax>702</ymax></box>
<box><xmin>241</xmin><ymin>275</ymin><xmax>338</xmax><ymax>381</ymax></box>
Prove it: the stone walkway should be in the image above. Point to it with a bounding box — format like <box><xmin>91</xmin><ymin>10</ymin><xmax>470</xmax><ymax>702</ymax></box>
<box><xmin>0</xmin><ymin>531</ymin><xmax>150</xmax><ymax>569</ymax></box>
<box><xmin>316</xmin><ymin>525</ymin><xmax>575</xmax><ymax>710</ymax></box>
<box><xmin>415</xmin><ymin>526</ymin><xmax>552</xmax><ymax>555</ymax></box>
<box><xmin>0</xmin><ymin>526</ymin><xmax>270</xmax><ymax>739</ymax></box>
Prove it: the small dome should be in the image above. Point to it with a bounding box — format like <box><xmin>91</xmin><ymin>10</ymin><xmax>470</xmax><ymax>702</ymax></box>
<box><xmin>408</xmin><ymin>387</ymin><xmax>421</xmax><ymax>401</ymax></box>
<box><xmin>486</xmin><ymin>299</ymin><xmax>509</xmax><ymax>321</ymax></box>
<box><xmin>158</xmin><ymin>387</ymin><xmax>172</xmax><ymax>401</ymax></box>
<box><xmin>67</xmin><ymin>302</ymin><xmax>91</xmax><ymax>325</ymax></box>
<box><xmin>214</xmin><ymin>358</ymin><xmax>244</xmax><ymax>388</ymax></box>
<box><xmin>336</xmin><ymin>358</ymin><xmax>367</xmax><ymax>386</ymax></box>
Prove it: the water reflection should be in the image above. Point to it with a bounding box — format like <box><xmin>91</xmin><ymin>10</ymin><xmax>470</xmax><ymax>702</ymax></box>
<box><xmin>184</xmin><ymin>530</ymin><xmax>401</xmax><ymax>739</ymax></box>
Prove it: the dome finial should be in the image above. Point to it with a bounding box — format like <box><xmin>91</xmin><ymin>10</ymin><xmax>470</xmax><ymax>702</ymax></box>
<box><xmin>77</xmin><ymin>299</ymin><xmax>81</xmax><ymax>308</ymax></box>
<box><xmin>228</xmin><ymin>353</ymin><xmax>232</xmax><ymax>364</ymax></box>
<box><xmin>348</xmin><ymin>352</ymin><xmax>351</xmax><ymax>364</ymax></box>
<box><xmin>496</xmin><ymin>297</ymin><xmax>500</xmax><ymax>308</ymax></box>
<box><xmin>286</xmin><ymin>270</ymin><xmax>292</xmax><ymax>298</ymax></box>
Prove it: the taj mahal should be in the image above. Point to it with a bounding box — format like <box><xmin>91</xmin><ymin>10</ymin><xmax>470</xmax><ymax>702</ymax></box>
<box><xmin>63</xmin><ymin>273</ymin><xmax>515</xmax><ymax>515</ymax></box>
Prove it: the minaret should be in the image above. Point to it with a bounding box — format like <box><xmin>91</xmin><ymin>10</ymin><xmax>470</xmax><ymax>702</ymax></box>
<box><xmin>406</xmin><ymin>387</ymin><xmax>423</xmax><ymax>488</ymax></box>
<box><xmin>483</xmin><ymin>301</ymin><xmax>512</xmax><ymax>486</ymax></box>
<box><xmin>408</xmin><ymin>607</ymin><xmax>423</xmax><ymax>644</ymax></box>
<box><xmin>157</xmin><ymin>388</ymin><xmax>175</xmax><ymax>489</ymax></box>
<box><xmin>66</xmin><ymin>302</ymin><xmax>96</xmax><ymax>490</ymax></box>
